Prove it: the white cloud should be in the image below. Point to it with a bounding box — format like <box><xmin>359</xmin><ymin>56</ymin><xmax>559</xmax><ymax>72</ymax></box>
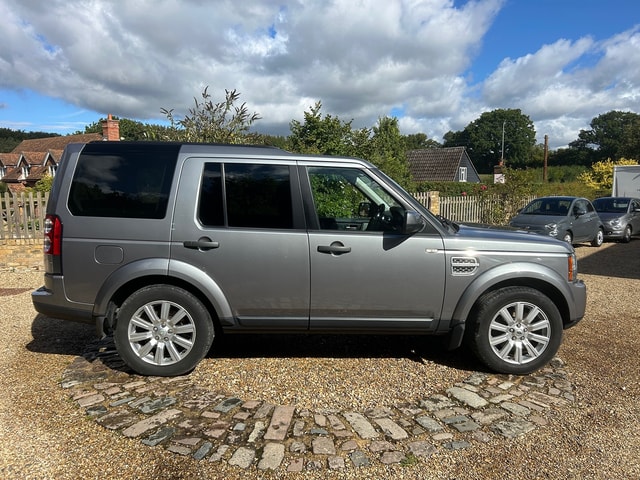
<box><xmin>0</xmin><ymin>0</ymin><xmax>638</xmax><ymax>149</ymax></box>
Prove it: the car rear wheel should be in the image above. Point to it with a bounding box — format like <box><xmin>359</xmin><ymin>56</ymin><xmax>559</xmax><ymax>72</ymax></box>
<box><xmin>114</xmin><ymin>285</ymin><xmax>215</xmax><ymax>376</ymax></box>
<box><xmin>591</xmin><ymin>228</ymin><xmax>604</xmax><ymax>247</ymax></box>
<box><xmin>466</xmin><ymin>286</ymin><xmax>563</xmax><ymax>375</ymax></box>
<box><xmin>622</xmin><ymin>225</ymin><xmax>632</xmax><ymax>243</ymax></box>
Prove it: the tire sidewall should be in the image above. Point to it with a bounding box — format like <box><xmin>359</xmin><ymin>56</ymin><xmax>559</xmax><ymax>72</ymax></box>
<box><xmin>469</xmin><ymin>286</ymin><xmax>563</xmax><ymax>375</ymax></box>
<box><xmin>114</xmin><ymin>285</ymin><xmax>214</xmax><ymax>376</ymax></box>
<box><xmin>591</xmin><ymin>228</ymin><xmax>604</xmax><ymax>247</ymax></box>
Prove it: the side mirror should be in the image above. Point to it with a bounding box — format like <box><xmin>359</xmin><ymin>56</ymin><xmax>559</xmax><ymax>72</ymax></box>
<box><xmin>574</xmin><ymin>207</ymin><xmax>587</xmax><ymax>217</ymax></box>
<box><xmin>404</xmin><ymin>210</ymin><xmax>426</xmax><ymax>234</ymax></box>
<box><xmin>358</xmin><ymin>202</ymin><xmax>373</xmax><ymax>217</ymax></box>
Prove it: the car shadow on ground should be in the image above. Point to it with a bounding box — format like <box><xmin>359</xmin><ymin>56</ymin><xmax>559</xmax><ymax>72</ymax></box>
<box><xmin>26</xmin><ymin>313</ymin><xmax>484</xmax><ymax>374</ymax></box>
<box><xmin>207</xmin><ymin>332</ymin><xmax>485</xmax><ymax>373</ymax></box>
<box><xmin>575</xmin><ymin>238</ymin><xmax>640</xmax><ymax>280</ymax></box>
<box><xmin>27</xmin><ymin>314</ymin><xmax>96</xmax><ymax>356</ymax></box>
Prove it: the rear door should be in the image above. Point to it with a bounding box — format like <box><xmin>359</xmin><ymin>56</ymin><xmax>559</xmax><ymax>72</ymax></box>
<box><xmin>302</xmin><ymin>165</ymin><xmax>446</xmax><ymax>332</ymax></box>
<box><xmin>170</xmin><ymin>157</ymin><xmax>310</xmax><ymax>330</ymax></box>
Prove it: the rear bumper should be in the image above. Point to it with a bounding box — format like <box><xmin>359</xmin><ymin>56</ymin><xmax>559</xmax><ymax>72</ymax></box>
<box><xmin>31</xmin><ymin>276</ymin><xmax>94</xmax><ymax>325</ymax></box>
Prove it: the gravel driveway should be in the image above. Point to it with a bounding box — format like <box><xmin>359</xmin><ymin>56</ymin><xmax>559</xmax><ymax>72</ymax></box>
<box><xmin>1</xmin><ymin>241</ymin><xmax>639</xmax><ymax>479</ymax></box>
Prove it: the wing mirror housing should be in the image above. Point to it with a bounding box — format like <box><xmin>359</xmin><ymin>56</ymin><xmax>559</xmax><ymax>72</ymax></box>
<box><xmin>404</xmin><ymin>210</ymin><xmax>426</xmax><ymax>234</ymax></box>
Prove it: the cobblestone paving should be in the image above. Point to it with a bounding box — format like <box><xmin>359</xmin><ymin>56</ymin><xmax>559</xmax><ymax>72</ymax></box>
<box><xmin>62</xmin><ymin>337</ymin><xmax>576</xmax><ymax>473</ymax></box>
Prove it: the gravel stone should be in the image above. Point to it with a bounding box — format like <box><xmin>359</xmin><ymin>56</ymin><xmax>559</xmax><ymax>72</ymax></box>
<box><xmin>2</xmin><ymin>243</ymin><xmax>640</xmax><ymax>478</ymax></box>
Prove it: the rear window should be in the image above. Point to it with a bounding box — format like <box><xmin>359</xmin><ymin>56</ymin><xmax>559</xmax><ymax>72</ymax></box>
<box><xmin>68</xmin><ymin>143</ymin><xmax>179</xmax><ymax>219</ymax></box>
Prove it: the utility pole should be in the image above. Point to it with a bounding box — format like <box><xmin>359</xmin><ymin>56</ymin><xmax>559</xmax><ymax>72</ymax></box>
<box><xmin>543</xmin><ymin>135</ymin><xmax>549</xmax><ymax>182</ymax></box>
<box><xmin>501</xmin><ymin>121</ymin><xmax>505</xmax><ymax>163</ymax></box>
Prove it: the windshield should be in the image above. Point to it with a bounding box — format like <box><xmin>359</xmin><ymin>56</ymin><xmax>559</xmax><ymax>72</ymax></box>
<box><xmin>521</xmin><ymin>198</ymin><xmax>571</xmax><ymax>216</ymax></box>
<box><xmin>593</xmin><ymin>198</ymin><xmax>629</xmax><ymax>213</ymax></box>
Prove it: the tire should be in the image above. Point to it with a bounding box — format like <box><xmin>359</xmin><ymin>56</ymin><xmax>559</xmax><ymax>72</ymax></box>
<box><xmin>467</xmin><ymin>286</ymin><xmax>563</xmax><ymax>375</ymax></box>
<box><xmin>114</xmin><ymin>285</ymin><xmax>215</xmax><ymax>376</ymax></box>
<box><xmin>562</xmin><ymin>231</ymin><xmax>572</xmax><ymax>244</ymax></box>
<box><xmin>622</xmin><ymin>225</ymin><xmax>632</xmax><ymax>243</ymax></box>
<box><xmin>591</xmin><ymin>228</ymin><xmax>604</xmax><ymax>247</ymax></box>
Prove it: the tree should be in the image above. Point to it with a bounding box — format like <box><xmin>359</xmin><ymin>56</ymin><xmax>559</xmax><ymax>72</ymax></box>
<box><xmin>570</xmin><ymin>110</ymin><xmax>640</xmax><ymax>162</ymax></box>
<box><xmin>287</xmin><ymin>101</ymin><xmax>361</xmax><ymax>156</ymax></box>
<box><xmin>33</xmin><ymin>174</ymin><xmax>54</xmax><ymax>193</ymax></box>
<box><xmin>577</xmin><ymin>158</ymin><xmax>639</xmax><ymax>191</ymax></box>
<box><xmin>444</xmin><ymin>109</ymin><xmax>536</xmax><ymax>173</ymax></box>
<box><xmin>403</xmin><ymin>133</ymin><xmax>440</xmax><ymax>151</ymax></box>
<box><xmin>81</xmin><ymin>117</ymin><xmax>165</xmax><ymax>140</ymax></box>
<box><xmin>161</xmin><ymin>87</ymin><xmax>261</xmax><ymax>144</ymax></box>
<box><xmin>548</xmin><ymin>147</ymin><xmax>591</xmax><ymax>167</ymax></box>
<box><xmin>369</xmin><ymin>117</ymin><xmax>413</xmax><ymax>189</ymax></box>
<box><xmin>620</xmin><ymin>116</ymin><xmax>640</xmax><ymax>160</ymax></box>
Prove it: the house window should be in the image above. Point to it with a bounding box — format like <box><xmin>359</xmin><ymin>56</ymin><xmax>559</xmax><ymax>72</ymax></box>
<box><xmin>48</xmin><ymin>165</ymin><xmax>57</xmax><ymax>177</ymax></box>
<box><xmin>21</xmin><ymin>164</ymin><xmax>30</xmax><ymax>179</ymax></box>
<box><xmin>458</xmin><ymin>166</ymin><xmax>467</xmax><ymax>182</ymax></box>
<box><xmin>0</xmin><ymin>166</ymin><xmax>5</xmax><ymax>179</ymax></box>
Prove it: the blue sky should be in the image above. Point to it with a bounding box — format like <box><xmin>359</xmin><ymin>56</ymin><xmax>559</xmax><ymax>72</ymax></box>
<box><xmin>1</xmin><ymin>0</ymin><xmax>639</xmax><ymax>149</ymax></box>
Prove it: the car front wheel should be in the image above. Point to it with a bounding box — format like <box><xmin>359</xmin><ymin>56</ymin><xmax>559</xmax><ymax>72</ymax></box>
<box><xmin>114</xmin><ymin>285</ymin><xmax>215</xmax><ymax>376</ymax></box>
<box><xmin>467</xmin><ymin>286</ymin><xmax>563</xmax><ymax>375</ymax></box>
<box><xmin>622</xmin><ymin>225</ymin><xmax>632</xmax><ymax>243</ymax></box>
<box><xmin>591</xmin><ymin>228</ymin><xmax>604</xmax><ymax>247</ymax></box>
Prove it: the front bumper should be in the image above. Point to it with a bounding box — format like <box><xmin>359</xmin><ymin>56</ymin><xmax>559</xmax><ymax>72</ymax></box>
<box><xmin>564</xmin><ymin>279</ymin><xmax>587</xmax><ymax>329</ymax></box>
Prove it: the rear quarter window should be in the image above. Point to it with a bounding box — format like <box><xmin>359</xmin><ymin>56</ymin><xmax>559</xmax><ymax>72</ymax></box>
<box><xmin>68</xmin><ymin>143</ymin><xmax>179</xmax><ymax>219</ymax></box>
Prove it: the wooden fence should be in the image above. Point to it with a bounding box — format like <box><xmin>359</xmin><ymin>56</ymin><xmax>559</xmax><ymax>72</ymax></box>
<box><xmin>1</xmin><ymin>190</ymin><xmax>533</xmax><ymax>240</ymax></box>
<box><xmin>439</xmin><ymin>194</ymin><xmax>534</xmax><ymax>225</ymax></box>
<box><xmin>1</xmin><ymin>192</ymin><xmax>49</xmax><ymax>240</ymax></box>
<box><xmin>413</xmin><ymin>192</ymin><xmax>534</xmax><ymax>225</ymax></box>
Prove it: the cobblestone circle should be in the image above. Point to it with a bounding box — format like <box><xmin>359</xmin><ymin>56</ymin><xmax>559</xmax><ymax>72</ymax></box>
<box><xmin>62</xmin><ymin>336</ymin><xmax>576</xmax><ymax>473</ymax></box>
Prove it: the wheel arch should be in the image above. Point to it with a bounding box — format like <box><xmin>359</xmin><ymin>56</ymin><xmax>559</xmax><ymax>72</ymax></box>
<box><xmin>446</xmin><ymin>264</ymin><xmax>572</xmax><ymax>349</ymax></box>
<box><xmin>93</xmin><ymin>258</ymin><xmax>233</xmax><ymax>335</ymax></box>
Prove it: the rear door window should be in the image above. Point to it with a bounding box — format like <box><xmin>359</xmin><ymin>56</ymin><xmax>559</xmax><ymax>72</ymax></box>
<box><xmin>198</xmin><ymin>163</ymin><xmax>294</xmax><ymax>229</ymax></box>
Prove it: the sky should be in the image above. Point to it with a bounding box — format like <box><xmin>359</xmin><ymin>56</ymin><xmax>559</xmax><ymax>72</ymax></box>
<box><xmin>0</xmin><ymin>0</ymin><xmax>639</xmax><ymax>150</ymax></box>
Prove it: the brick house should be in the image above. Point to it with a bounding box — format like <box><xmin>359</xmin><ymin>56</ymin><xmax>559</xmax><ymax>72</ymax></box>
<box><xmin>0</xmin><ymin>115</ymin><xmax>120</xmax><ymax>193</ymax></box>
<box><xmin>406</xmin><ymin>146</ymin><xmax>481</xmax><ymax>184</ymax></box>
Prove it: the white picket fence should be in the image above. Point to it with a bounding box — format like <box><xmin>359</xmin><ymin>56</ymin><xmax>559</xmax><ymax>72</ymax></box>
<box><xmin>1</xmin><ymin>192</ymin><xmax>49</xmax><ymax>240</ymax></box>
<box><xmin>413</xmin><ymin>192</ymin><xmax>534</xmax><ymax>225</ymax></box>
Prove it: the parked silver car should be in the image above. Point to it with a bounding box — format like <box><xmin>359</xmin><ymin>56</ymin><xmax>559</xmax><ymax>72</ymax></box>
<box><xmin>593</xmin><ymin>197</ymin><xmax>640</xmax><ymax>243</ymax></box>
<box><xmin>509</xmin><ymin>196</ymin><xmax>604</xmax><ymax>246</ymax></box>
<box><xmin>32</xmin><ymin>142</ymin><xmax>587</xmax><ymax>377</ymax></box>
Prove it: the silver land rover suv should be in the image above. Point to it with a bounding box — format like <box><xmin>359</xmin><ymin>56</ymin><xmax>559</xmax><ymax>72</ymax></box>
<box><xmin>32</xmin><ymin>141</ymin><xmax>586</xmax><ymax>377</ymax></box>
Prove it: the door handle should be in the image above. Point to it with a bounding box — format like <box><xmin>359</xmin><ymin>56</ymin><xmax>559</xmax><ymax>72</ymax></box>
<box><xmin>183</xmin><ymin>238</ymin><xmax>220</xmax><ymax>250</ymax></box>
<box><xmin>317</xmin><ymin>243</ymin><xmax>351</xmax><ymax>255</ymax></box>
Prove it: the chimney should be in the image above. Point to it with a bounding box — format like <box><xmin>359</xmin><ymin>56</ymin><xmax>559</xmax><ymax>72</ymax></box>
<box><xmin>101</xmin><ymin>114</ymin><xmax>121</xmax><ymax>141</ymax></box>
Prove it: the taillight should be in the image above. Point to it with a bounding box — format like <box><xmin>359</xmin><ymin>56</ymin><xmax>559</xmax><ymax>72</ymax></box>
<box><xmin>43</xmin><ymin>214</ymin><xmax>62</xmax><ymax>256</ymax></box>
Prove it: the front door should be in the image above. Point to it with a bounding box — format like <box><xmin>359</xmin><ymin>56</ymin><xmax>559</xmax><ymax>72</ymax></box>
<box><xmin>303</xmin><ymin>166</ymin><xmax>446</xmax><ymax>332</ymax></box>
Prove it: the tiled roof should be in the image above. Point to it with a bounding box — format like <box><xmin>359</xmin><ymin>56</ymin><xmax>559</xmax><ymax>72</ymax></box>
<box><xmin>26</xmin><ymin>165</ymin><xmax>50</xmax><ymax>182</ymax></box>
<box><xmin>406</xmin><ymin>146</ymin><xmax>469</xmax><ymax>182</ymax></box>
<box><xmin>10</xmin><ymin>133</ymin><xmax>102</xmax><ymax>153</ymax></box>
<box><xmin>2</xmin><ymin>133</ymin><xmax>101</xmax><ymax>189</ymax></box>
<box><xmin>17</xmin><ymin>151</ymin><xmax>58</xmax><ymax>166</ymax></box>
<box><xmin>0</xmin><ymin>153</ymin><xmax>21</xmax><ymax>168</ymax></box>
